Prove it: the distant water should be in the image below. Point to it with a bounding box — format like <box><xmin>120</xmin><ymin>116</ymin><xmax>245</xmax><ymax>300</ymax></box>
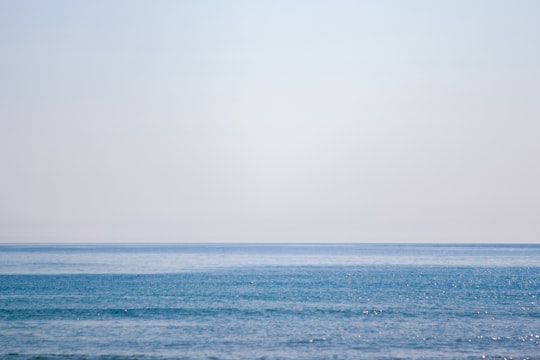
<box><xmin>0</xmin><ymin>243</ymin><xmax>539</xmax><ymax>360</ymax></box>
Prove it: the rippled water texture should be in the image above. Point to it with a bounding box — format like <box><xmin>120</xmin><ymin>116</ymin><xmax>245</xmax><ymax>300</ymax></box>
<box><xmin>0</xmin><ymin>244</ymin><xmax>539</xmax><ymax>359</ymax></box>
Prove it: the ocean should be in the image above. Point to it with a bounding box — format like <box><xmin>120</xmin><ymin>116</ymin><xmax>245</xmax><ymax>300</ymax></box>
<box><xmin>0</xmin><ymin>243</ymin><xmax>539</xmax><ymax>360</ymax></box>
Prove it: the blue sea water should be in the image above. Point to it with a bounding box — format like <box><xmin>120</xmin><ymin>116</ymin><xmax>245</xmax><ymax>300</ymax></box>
<box><xmin>0</xmin><ymin>243</ymin><xmax>539</xmax><ymax>360</ymax></box>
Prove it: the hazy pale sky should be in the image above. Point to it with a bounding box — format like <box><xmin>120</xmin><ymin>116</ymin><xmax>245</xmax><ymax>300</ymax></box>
<box><xmin>1</xmin><ymin>0</ymin><xmax>539</xmax><ymax>243</ymax></box>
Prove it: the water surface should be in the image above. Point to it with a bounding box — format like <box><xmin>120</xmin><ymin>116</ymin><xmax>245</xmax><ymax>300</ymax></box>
<box><xmin>0</xmin><ymin>244</ymin><xmax>539</xmax><ymax>359</ymax></box>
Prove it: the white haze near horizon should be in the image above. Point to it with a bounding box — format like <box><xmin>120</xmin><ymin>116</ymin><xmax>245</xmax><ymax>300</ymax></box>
<box><xmin>0</xmin><ymin>1</ymin><xmax>539</xmax><ymax>243</ymax></box>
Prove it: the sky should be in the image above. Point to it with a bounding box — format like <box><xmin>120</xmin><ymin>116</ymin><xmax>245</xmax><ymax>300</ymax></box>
<box><xmin>1</xmin><ymin>0</ymin><xmax>539</xmax><ymax>243</ymax></box>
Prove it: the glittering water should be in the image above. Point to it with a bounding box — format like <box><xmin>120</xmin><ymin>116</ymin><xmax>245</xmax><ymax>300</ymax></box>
<box><xmin>0</xmin><ymin>244</ymin><xmax>539</xmax><ymax>359</ymax></box>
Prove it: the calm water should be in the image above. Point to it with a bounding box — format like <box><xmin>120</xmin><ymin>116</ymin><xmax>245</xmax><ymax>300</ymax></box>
<box><xmin>0</xmin><ymin>243</ymin><xmax>539</xmax><ymax>359</ymax></box>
